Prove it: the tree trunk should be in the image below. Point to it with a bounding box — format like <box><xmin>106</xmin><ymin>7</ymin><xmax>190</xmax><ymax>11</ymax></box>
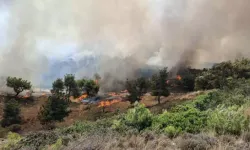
<box><xmin>157</xmin><ymin>95</ymin><xmax>161</xmax><ymax>104</ymax></box>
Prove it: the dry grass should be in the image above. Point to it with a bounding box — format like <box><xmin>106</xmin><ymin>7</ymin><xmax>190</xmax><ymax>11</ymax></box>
<box><xmin>0</xmin><ymin>91</ymin><xmax>205</xmax><ymax>133</ymax></box>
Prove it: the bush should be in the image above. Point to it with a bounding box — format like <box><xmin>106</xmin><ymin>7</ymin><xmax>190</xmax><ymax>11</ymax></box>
<box><xmin>164</xmin><ymin>126</ymin><xmax>181</xmax><ymax>138</ymax></box>
<box><xmin>177</xmin><ymin>133</ymin><xmax>217</xmax><ymax>150</ymax></box>
<box><xmin>207</xmin><ymin>105</ymin><xmax>250</xmax><ymax>135</ymax></box>
<box><xmin>1</xmin><ymin>98</ymin><xmax>21</xmax><ymax>127</ymax></box>
<box><xmin>49</xmin><ymin>138</ymin><xmax>63</xmax><ymax>150</ymax></box>
<box><xmin>18</xmin><ymin>131</ymin><xmax>59</xmax><ymax>149</ymax></box>
<box><xmin>153</xmin><ymin>106</ymin><xmax>207</xmax><ymax>133</ymax></box>
<box><xmin>61</xmin><ymin>121</ymin><xmax>93</xmax><ymax>135</ymax></box>
<box><xmin>7</xmin><ymin>124</ymin><xmax>21</xmax><ymax>132</ymax></box>
<box><xmin>193</xmin><ymin>92</ymin><xmax>222</xmax><ymax>111</ymax></box>
<box><xmin>195</xmin><ymin>58</ymin><xmax>250</xmax><ymax>90</ymax></box>
<box><xmin>38</xmin><ymin>95</ymin><xmax>70</xmax><ymax>125</ymax></box>
<box><xmin>124</xmin><ymin>103</ymin><xmax>153</xmax><ymax>131</ymax></box>
<box><xmin>182</xmin><ymin>74</ymin><xmax>195</xmax><ymax>91</ymax></box>
<box><xmin>1</xmin><ymin>132</ymin><xmax>22</xmax><ymax>150</ymax></box>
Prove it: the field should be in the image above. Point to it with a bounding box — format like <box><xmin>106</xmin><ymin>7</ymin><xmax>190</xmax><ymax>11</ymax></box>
<box><xmin>0</xmin><ymin>91</ymin><xmax>203</xmax><ymax>133</ymax></box>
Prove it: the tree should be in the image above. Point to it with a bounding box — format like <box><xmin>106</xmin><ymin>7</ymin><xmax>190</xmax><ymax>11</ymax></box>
<box><xmin>94</xmin><ymin>73</ymin><xmax>101</xmax><ymax>82</ymax></box>
<box><xmin>38</xmin><ymin>95</ymin><xmax>70</xmax><ymax>125</ymax></box>
<box><xmin>1</xmin><ymin>98</ymin><xmax>21</xmax><ymax>127</ymax></box>
<box><xmin>76</xmin><ymin>78</ymin><xmax>86</xmax><ymax>91</ymax></box>
<box><xmin>64</xmin><ymin>74</ymin><xmax>77</xmax><ymax>100</ymax></box>
<box><xmin>6</xmin><ymin>77</ymin><xmax>32</xmax><ymax>97</ymax></box>
<box><xmin>52</xmin><ymin>78</ymin><xmax>64</xmax><ymax>94</ymax></box>
<box><xmin>84</xmin><ymin>79</ymin><xmax>99</xmax><ymax>96</ymax></box>
<box><xmin>126</xmin><ymin>77</ymin><xmax>148</xmax><ymax>104</ymax></box>
<box><xmin>151</xmin><ymin>67</ymin><xmax>170</xmax><ymax>104</ymax></box>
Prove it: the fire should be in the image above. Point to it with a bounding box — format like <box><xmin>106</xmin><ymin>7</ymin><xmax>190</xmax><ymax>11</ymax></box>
<box><xmin>120</xmin><ymin>90</ymin><xmax>128</xmax><ymax>93</ymax></box>
<box><xmin>22</xmin><ymin>95</ymin><xmax>30</xmax><ymax>99</ymax></box>
<box><xmin>78</xmin><ymin>93</ymin><xmax>88</xmax><ymax>100</ymax></box>
<box><xmin>95</xmin><ymin>79</ymin><xmax>98</xmax><ymax>85</ymax></box>
<box><xmin>108</xmin><ymin>92</ymin><xmax>118</xmax><ymax>97</ymax></box>
<box><xmin>98</xmin><ymin>99</ymin><xmax>121</xmax><ymax>108</ymax></box>
<box><xmin>166</xmin><ymin>80</ymin><xmax>170</xmax><ymax>84</ymax></box>
<box><xmin>176</xmin><ymin>75</ymin><xmax>182</xmax><ymax>81</ymax></box>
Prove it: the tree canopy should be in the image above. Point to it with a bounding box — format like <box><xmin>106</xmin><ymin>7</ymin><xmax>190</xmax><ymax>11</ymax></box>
<box><xmin>52</xmin><ymin>78</ymin><xmax>64</xmax><ymax>94</ymax></box>
<box><xmin>151</xmin><ymin>67</ymin><xmax>170</xmax><ymax>104</ymax></box>
<box><xmin>6</xmin><ymin>77</ymin><xmax>32</xmax><ymax>96</ymax></box>
<box><xmin>126</xmin><ymin>77</ymin><xmax>148</xmax><ymax>104</ymax></box>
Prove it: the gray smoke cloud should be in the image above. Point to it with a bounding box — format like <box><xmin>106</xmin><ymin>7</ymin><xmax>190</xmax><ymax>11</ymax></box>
<box><xmin>0</xmin><ymin>0</ymin><xmax>250</xmax><ymax>89</ymax></box>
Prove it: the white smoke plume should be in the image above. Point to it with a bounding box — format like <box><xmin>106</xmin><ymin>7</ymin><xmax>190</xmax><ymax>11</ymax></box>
<box><xmin>0</xmin><ymin>0</ymin><xmax>250</xmax><ymax>88</ymax></box>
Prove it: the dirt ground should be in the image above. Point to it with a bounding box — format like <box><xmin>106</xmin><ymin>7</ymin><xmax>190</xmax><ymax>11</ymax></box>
<box><xmin>0</xmin><ymin>91</ymin><xmax>205</xmax><ymax>133</ymax></box>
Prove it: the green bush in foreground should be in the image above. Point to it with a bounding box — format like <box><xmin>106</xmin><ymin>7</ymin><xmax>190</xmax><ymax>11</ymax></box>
<box><xmin>1</xmin><ymin>132</ymin><xmax>22</xmax><ymax>150</ymax></box>
<box><xmin>207</xmin><ymin>105</ymin><xmax>250</xmax><ymax>135</ymax></box>
<box><xmin>123</xmin><ymin>103</ymin><xmax>153</xmax><ymax>131</ymax></box>
<box><xmin>153</xmin><ymin>107</ymin><xmax>207</xmax><ymax>133</ymax></box>
<box><xmin>164</xmin><ymin>126</ymin><xmax>181</xmax><ymax>138</ymax></box>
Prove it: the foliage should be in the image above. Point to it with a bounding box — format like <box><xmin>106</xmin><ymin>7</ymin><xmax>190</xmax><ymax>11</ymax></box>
<box><xmin>195</xmin><ymin>58</ymin><xmax>250</xmax><ymax>90</ymax></box>
<box><xmin>151</xmin><ymin>67</ymin><xmax>170</xmax><ymax>104</ymax></box>
<box><xmin>52</xmin><ymin>78</ymin><xmax>64</xmax><ymax>94</ymax></box>
<box><xmin>123</xmin><ymin>103</ymin><xmax>153</xmax><ymax>131</ymax></box>
<box><xmin>84</xmin><ymin>79</ymin><xmax>99</xmax><ymax>96</ymax></box>
<box><xmin>181</xmin><ymin>74</ymin><xmax>195</xmax><ymax>91</ymax></box>
<box><xmin>178</xmin><ymin>133</ymin><xmax>217</xmax><ymax>150</ymax></box>
<box><xmin>192</xmin><ymin>92</ymin><xmax>222</xmax><ymax>111</ymax></box>
<box><xmin>207</xmin><ymin>105</ymin><xmax>250</xmax><ymax>135</ymax></box>
<box><xmin>6</xmin><ymin>77</ymin><xmax>31</xmax><ymax>96</ymax></box>
<box><xmin>7</xmin><ymin>124</ymin><xmax>21</xmax><ymax>132</ymax></box>
<box><xmin>64</xmin><ymin>74</ymin><xmax>77</xmax><ymax>99</ymax></box>
<box><xmin>18</xmin><ymin>131</ymin><xmax>59</xmax><ymax>149</ymax></box>
<box><xmin>93</xmin><ymin>73</ymin><xmax>101</xmax><ymax>81</ymax></box>
<box><xmin>126</xmin><ymin>77</ymin><xmax>148</xmax><ymax>104</ymax></box>
<box><xmin>38</xmin><ymin>95</ymin><xmax>70</xmax><ymax>125</ymax></box>
<box><xmin>153</xmin><ymin>106</ymin><xmax>207</xmax><ymax>133</ymax></box>
<box><xmin>49</xmin><ymin>138</ymin><xmax>63</xmax><ymax>150</ymax></box>
<box><xmin>164</xmin><ymin>126</ymin><xmax>181</xmax><ymax>138</ymax></box>
<box><xmin>61</xmin><ymin>121</ymin><xmax>93</xmax><ymax>135</ymax></box>
<box><xmin>1</xmin><ymin>98</ymin><xmax>21</xmax><ymax>127</ymax></box>
<box><xmin>1</xmin><ymin>132</ymin><xmax>22</xmax><ymax>150</ymax></box>
<box><xmin>76</xmin><ymin>78</ymin><xmax>86</xmax><ymax>91</ymax></box>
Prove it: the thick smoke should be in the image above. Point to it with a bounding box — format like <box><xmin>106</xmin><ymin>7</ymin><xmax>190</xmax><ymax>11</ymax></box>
<box><xmin>0</xmin><ymin>0</ymin><xmax>250</xmax><ymax>89</ymax></box>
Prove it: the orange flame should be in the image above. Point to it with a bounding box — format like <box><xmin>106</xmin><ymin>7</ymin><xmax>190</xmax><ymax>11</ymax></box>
<box><xmin>176</xmin><ymin>75</ymin><xmax>182</xmax><ymax>81</ymax></box>
<box><xmin>95</xmin><ymin>79</ymin><xmax>98</xmax><ymax>85</ymax></box>
<box><xmin>77</xmin><ymin>93</ymin><xmax>88</xmax><ymax>100</ymax></box>
<box><xmin>108</xmin><ymin>92</ymin><xmax>119</xmax><ymax>97</ymax></box>
<box><xmin>98</xmin><ymin>99</ymin><xmax>121</xmax><ymax>108</ymax></box>
<box><xmin>121</xmin><ymin>90</ymin><xmax>128</xmax><ymax>93</ymax></box>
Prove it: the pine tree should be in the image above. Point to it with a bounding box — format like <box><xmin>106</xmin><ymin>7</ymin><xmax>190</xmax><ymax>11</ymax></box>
<box><xmin>151</xmin><ymin>67</ymin><xmax>170</xmax><ymax>104</ymax></box>
<box><xmin>38</xmin><ymin>95</ymin><xmax>70</xmax><ymax>125</ymax></box>
<box><xmin>1</xmin><ymin>98</ymin><xmax>21</xmax><ymax>127</ymax></box>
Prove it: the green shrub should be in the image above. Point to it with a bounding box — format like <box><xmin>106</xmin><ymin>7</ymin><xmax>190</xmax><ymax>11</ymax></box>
<box><xmin>207</xmin><ymin>105</ymin><xmax>250</xmax><ymax>135</ymax></box>
<box><xmin>164</xmin><ymin>126</ymin><xmax>181</xmax><ymax>138</ymax></box>
<box><xmin>1</xmin><ymin>98</ymin><xmax>21</xmax><ymax>127</ymax></box>
<box><xmin>195</xmin><ymin>58</ymin><xmax>250</xmax><ymax>90</ymax></box>
<box><xmin>1</xmin><ymin>132</ymin><xmax>22</xmax><ymax>150</ymax></box>
<box><xmin>38</xmin><ymin>95</ymin><xmax>70</xmax><ymax>125</ymax></box>
<box><xmin>124</xmin><ymin>103</ymin><xmax>153</xmax><ymax>131</ymax></box>
<box><xmin>61</xmin><ymin>121</ymin><xmax>93</xmax><ymax>135</ymax></box>
<box><xmin>18</xmin><ymin>131</ymin><xmax>59</xmax><ymax>149</ymax></box>
<box><xmin>182</xmin><ymin>74</ymin><xmax>195</xmax><ymax>91</ymax></box>
<box><xmin>193</xmin><ymin>92</ymin><xmax>222</xmax><ymax>111</ymax></box>
<box><xmin>153</xmin><ymin>107</ymin><xmax>207</xmax><ymax>133</ymax></box>
<box><xmin>49</xmin><ymin>138</ymin><xmax>63</xmax><ymax>150</ymax></box>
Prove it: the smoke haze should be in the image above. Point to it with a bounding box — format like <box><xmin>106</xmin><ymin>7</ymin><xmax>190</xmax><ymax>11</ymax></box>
<box><xmin>0</xmin><ymin>0</ymin><xmax>250</xmax><ymax>88</ymax></box>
